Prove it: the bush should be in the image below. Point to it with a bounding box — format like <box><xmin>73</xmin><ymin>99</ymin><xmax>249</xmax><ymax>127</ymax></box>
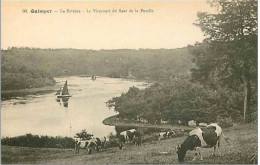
<box><xmin>1</xmin><ymin>134</ymin><xmax>75</xmax><ymax>148</ymax></box>
<box><xmin>106</xmin><ymin>133</ymin><xmax>119</xmax><ymax>148</ymax></box>
<box><xmin>216</xmin><ymin>116</ymin><xmax>234</xmax><ymax>128</ymax></box>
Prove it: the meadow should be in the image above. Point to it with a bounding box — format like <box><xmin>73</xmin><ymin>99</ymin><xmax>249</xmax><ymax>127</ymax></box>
<box><xmin>2</xmin><ymin>122</ymin><xmax>257</xmax><ymax>164</ymax></box>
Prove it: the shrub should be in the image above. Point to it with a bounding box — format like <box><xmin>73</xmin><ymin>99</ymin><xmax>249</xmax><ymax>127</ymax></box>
<box><xmin>216</xmin><ymin>116</ymin><xmax>234</xmax><ymax>128</ymax></box>
<box><xmin>1</xmin><ymin>134</ymin><xmax>75</xmax><ymax>148</ymax></box>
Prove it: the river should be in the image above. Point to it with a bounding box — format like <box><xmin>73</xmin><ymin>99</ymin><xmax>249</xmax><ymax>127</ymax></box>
<box><xmin>1</xmin><ymin>76</ymin><xmax>149</xmax><ymax>138</ymax></box>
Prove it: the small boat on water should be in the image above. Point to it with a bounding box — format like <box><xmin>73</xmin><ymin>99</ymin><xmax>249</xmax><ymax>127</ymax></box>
<box><xmin>55</xmin><ymin>80</ymin><xmax>72</xmax><ymax>99</ymax></box>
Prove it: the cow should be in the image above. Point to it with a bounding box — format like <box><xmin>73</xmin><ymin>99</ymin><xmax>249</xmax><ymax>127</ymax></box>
<box><xmin>133</xmin><ymin>131</ymin><xmax>142</xmax><ymax>146</ymax></box>
<box><xmin>158</xmin><ymin>130</ymin><xmax>175</xmax><ymax>140</ymax></box>
<box><xmin>133</xmin><ymin>135</ymin><xmax>142</xmax><ymax>146</ymax></box>
<box><xmin>118</xmin><ymin>134</ymin><xmax>126</xmax><ymax>150</ymax></box>
<box><xmin>118</xmin><ymin>129</ymin><xmax>137</xmax><ymax>149</ymax></box>
<box><xmin>74</xmin><ymin>138</ymin><xmax>96</xmax><ymax>154</ymax></box>
<box><xmin>85</xmin><ymin>138</ymin><xmax>98</xmax><ymax>154</ymax></box>
<box><xmin>94</xmin><ymin>136</ymin><xmax>107</xmax><ymax>151</ymax></box>
<box><xmin>167</xmin><ymin>130</ymin><xmax>175</xmax><ymax>138</ymax></box>
<box><xmin>176</xmin><ymin>123</ymin><xmax>228</xmax><ymax>162</ymax></box>
<box><xmin>120</xmin><ymin>129</ymin><xmax>136</xmax><ymax>142</ymax></box>
<box><xmin>158</xmin><ymin>132</ymin><xmax>168</xmax><ymax>140</ymax></box>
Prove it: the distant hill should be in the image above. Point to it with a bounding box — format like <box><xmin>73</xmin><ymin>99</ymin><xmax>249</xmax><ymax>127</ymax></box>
<box><xmin>1</xmin><ymin>47</ymin><xmax>195</xmax><ymax>90</ymax></box>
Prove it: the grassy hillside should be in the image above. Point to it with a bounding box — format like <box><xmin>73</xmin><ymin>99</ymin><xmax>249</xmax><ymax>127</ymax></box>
<box><xmin>1</xmin><ymin>47</ymin><xmax>194</xmax><ymax>91</ymax></box>
<box><xmin>1</xmin><ymin>123</ymin><xmax>257</xmax><ymax>164</ymax></box>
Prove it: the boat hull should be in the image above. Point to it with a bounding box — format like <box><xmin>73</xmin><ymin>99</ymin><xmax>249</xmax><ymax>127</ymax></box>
<box><xmin>56</xmin><ymin>95</ymin><xmax>72</xmax><ymax>98</ymax></box>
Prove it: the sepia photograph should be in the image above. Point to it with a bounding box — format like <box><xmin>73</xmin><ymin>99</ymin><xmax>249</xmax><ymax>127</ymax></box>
<box><xmin>1</xmin><ymin>0</ymin><xmax>257</xmax><ymax>164</ymax></box>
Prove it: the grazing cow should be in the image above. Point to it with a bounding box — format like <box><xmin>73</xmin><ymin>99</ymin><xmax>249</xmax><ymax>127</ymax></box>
<box><xmin>158</xmin><ymin>132</ymin><xmax>168</xmax><ymax>140</ymax></box>
<box><xmin>167</xmin><ymin>130</ymin><xmax>175</xmax><ymax>138</ymax></box>
<box><xmin>85</xmin><ymin>138</ymin><xmax>97</xmax><ymax>154</ymax></box>
<box><xmin>119</xmin><ymin>131</ymin><xmax>128</xmax><ymax>141</ymax></box>
<box><xmin>118</xmin><ymin>134</ymin><xmax>126</xmax><ymax>150</ymax></box>
<box><xmin>94</xmin><ymin>136</ymin><xmax>106</xmax><ymax>151</ymax></box>
<box><xmin>118</xmin><ymin>129</ymin><xmax>138</xmax><ymax>149</ymax></box>
<box><xmin>120</xmin><ymin>130</ymin><xmax>136</xmax><ymax>142</ymax></box>
<box><xmin>74</xmin><ymin>138</ymin><xmax>95</xmax><ymax>154</ymax></box>
<box><xmin>176</xmin><ymin>123</ymin><xmax>227</xmax><ymax>162</ymax></box>
<box><xmin>74</xmin><ymin>137</ymin><xmax>82</xmax><ymax>153</ymax></box>
<box><xmin>188</xmin><ymin>120</ymin><xmax>197</xmax><ymax>127</ymax></box>
<box><xmin>74</xmin><ymin>137</ymin><xmax>99</xmax><ymax>154</ymax></box>
<box><xmin>133</xmin><ymin>131</ymin><xmax>142</xmax><ymax>146</ymax></box>
<box><xmin>133</xmin><ymin>135</ymin><xmax>142</xmax><ymax>146</ymax></box>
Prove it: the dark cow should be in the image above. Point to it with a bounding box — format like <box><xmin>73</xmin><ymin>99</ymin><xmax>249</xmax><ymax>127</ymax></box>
<box><xmin>133</xmin><ymin>131</ymin><xmax>142</xmax><ymax>146</ymax></box>
<box><xmin>95</xmin><ymin>136</ymin><xmax>106</xmax><ymax>151</ymax></box>
<box><xmin>133</xmin><ymin>136</ymin><xmax>142</xmax><ymax>146</ymax></box>
<box><xmin>176</xmin><ymin>123</ymin><xmax>228</xmax><ymax>162</ymax></box>
<box><xmin>167</xmin><ymin>130</ymin><xmax>175</xmax><ymax>138</ymax></box>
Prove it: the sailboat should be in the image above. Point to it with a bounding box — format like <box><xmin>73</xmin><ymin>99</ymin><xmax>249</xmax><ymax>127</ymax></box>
<box><xmin>56</xmin><ymin>80</ymin><xmax>72</xmax><ymax>99</ymax></box>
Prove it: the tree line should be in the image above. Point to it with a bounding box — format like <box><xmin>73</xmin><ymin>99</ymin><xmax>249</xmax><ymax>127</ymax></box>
<box><xmin>1</xmin><ymin>48</ymin><xmax>193</xmax><ymax>90</ymax></box>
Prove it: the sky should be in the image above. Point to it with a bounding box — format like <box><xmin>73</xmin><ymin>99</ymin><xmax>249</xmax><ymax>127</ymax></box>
<box><xmin>1</xmin><ymin>1</ymin><xmax>217</xmax><ymax>50</ymax></box>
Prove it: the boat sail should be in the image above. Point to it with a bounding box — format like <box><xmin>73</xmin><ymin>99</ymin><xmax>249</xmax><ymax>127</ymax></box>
<box><xmin>56</xmin><ymin>80</ymin><xmax>71</xmax><ymax>98</ymax></box>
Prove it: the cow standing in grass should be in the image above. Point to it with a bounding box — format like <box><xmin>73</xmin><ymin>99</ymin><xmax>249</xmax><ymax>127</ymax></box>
<box><xmin>158</xmin><ymin>130</ymin><xmax>175</xmax><ymax>140</ymax></box>
<box><xmin>74</xmin><ymin>138</ymin><xmax>97</xmax><ymax>154</ymax></box>
<box><xmin>167</xmin><ymin>130</ymin><xmax>175</xmax><ymax>138</ymax></box>
<box><xmin>176</xmin><ymin>123</ymin><xmax>228</xmax><ymax>162</ymax></box>
<box><xmin>118</xmin><ymin>129</ymin><xmax>138</xmax><ymax>149</ymax></box>
<box><xmin>158</xmin><ymin>132</ymin><xmax>168</xmax><ymax>140</ymax></box>
<box><xmin>133</xmin><ymin>131</ymin><xmax>142</xmax><ymax>146</ymax></box>
<box><xmin>94</xmin><ymin>136</ymin><xmax>106</xmax><ymax>151</ymax></box>
<box><xmin>75</xmin><ymin>137</ymin><xmax>106</xmax><ymax>154</ymax></box>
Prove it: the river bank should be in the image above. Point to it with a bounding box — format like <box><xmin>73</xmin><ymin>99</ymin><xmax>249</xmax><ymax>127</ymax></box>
<box><xmin>102</xmin><ymin>115</ymin><xmax>192</xmax><ymax>131</ymax></box>
<box><xmin>1</xmin><ymin>84</ymin><xmax>59</xmax><ymax>100</ymax></box>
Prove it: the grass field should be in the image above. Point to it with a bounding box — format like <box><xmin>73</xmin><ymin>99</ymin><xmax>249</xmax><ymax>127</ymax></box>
<box><xmin>1</xmin><ymin>123</ymin><xmax>257</xmax><ymax>164</ymax></box>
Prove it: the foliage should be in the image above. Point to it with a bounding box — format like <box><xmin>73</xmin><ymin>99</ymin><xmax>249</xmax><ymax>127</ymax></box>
<box><xmin>190</xmin><ymin>0</ymin><xmax>257</xmax><ymax>121</ymax></box>
<box><xmin>75</xmin><ymin>129</ymin><xmax>93</xmax><ymax>140</ymax></box>
<box><xmin>107</xmin><ymin>78</ymin><xmax>244</xmax><ymax>123</ymax></box>
<box><xmin>216</xmin><ymin>116</ymin><xmax>234</xmax><ymax>128</ymax></box>
<box><xmin>1</xmin><ymin>134</ymin><xmax>75</xmax><ymax>148</ymax></box>
<box><xmin>1</xmin><ymin>47</ymin><xmax>194</xmax><ymax>90</ymax></box>
<box><xmin>106</xmin><ymin>133</ymin><xmax>119</xmax><ymax>148</ymax></box>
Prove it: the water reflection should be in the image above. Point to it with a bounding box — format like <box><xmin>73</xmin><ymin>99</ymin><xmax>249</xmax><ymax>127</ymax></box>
<box><xmin>56</xmin><ymin>97</ymin><xmax>70</xmax><ymax>107</ymax></box>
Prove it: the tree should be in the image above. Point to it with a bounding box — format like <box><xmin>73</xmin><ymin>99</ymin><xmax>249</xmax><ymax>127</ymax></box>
<box><xmin>75</xmin><ymin>129</ymin><xmax>93</xmax><ymax>140</ymax></box>
<box><xmin>191</xmin><ymin>0</ymin><xmax>257</xmax><ymax>121</ymax></box>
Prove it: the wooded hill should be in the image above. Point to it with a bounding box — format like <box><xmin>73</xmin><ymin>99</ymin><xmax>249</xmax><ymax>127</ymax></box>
<box><xmin>1</xmin><ymin>47</ymin><xmax>194</xmax><ymax>90</ymax></box>
<box><xmin>107</xmin><ymin>0</ymin><xmax>258</xmax><ymax>123</ymax></box>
